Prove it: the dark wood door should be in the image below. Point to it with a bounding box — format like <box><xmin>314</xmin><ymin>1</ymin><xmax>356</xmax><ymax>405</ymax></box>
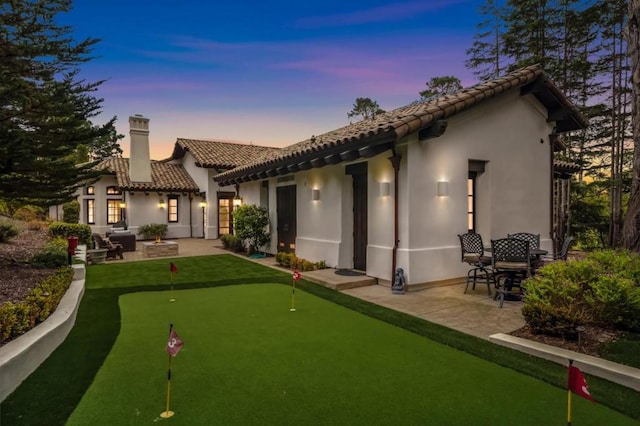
<box><xmin>352</xmin><ymin>168</ymin><xmax>368</xmax><ymax>271</ymax></box>
<box><xmin>277</xmin><ymin>185</ymin><xmax>297</xmax><ymax>253</ymax></box>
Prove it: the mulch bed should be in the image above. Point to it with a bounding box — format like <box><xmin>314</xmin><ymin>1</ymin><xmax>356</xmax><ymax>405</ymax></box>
<box><xmin>509</xmin><ymin>324</ymin><xmax>623</xmax><ymax>357</ymax></box>
<box><xmin>0</xmin><ymin>217</ymin><xmax>53</xmax><ymax>306</ymax></box>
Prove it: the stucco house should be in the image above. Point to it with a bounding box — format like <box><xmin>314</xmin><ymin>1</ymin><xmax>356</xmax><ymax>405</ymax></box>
<box><xmin>51</xmin><ymin>115</ymin><xmax>279</xmax><ymax>240</ymax></box>
<box><xmin>61</xmin><ymin>64</ymin><xmax>584</xmax><ymax>288</ymax></box>
<box><xmin>213</xmin><ymin>64</ymin><xmax>586</xmax><ymax>287</ymax></box>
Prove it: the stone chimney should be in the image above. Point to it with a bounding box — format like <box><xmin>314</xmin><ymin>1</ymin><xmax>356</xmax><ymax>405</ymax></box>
<box><xmin>129</xmin><ymin>114</ymin><xmax>152</xmax><ymax>182</ymax></box>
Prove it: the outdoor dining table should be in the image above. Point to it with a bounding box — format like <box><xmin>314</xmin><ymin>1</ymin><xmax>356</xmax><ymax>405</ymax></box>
<box><xmin>485</xmin><ymin>247</ymin><xmax>548</xmax><ymax>256</ymax></box>
<box><xmin>485</xmin><ymin>244</ymin><xmax>549</xmax><ymax>306</ymax></box>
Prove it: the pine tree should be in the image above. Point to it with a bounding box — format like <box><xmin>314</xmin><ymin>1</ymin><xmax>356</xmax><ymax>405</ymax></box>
<box><xmin>621</xmin><ymin>0</ymin><xmax>640</xmax><ymax>250</ymax></box>
<box><xmin>347</xmin><ymin>98</ymin><xmax>385</xmax><ymax>121</ymax></box>
<box><xmin>0</xmin><ymin>0</ymin><xmax>117</xmax><ymax>206</ymax></box>
<box><xmin>419</xmin><ymin>76</ymin><xmax>463</xmax><ymax>99</ymax></box>
<box><xmin>465</xmin><ymin>0</ymin><xmax>507</xmax><ymax>81</ymax></box>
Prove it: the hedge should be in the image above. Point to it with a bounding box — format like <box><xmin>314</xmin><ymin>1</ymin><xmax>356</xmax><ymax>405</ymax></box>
<box><xmin>48</xmin><ymin>222</ymin><xmax>92</xmax><ymax>245</ymax></box>
<box><xmin>0</xmin><ymin>267</ymin><xmax>74</xmax><ymax>343</ymax></box>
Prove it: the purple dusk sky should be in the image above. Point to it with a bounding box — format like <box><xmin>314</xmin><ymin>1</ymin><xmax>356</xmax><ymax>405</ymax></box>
<box><xmin>61</xmin><ymin>0</ymin><xmax>486</xmax><ymax>159</ymax></box>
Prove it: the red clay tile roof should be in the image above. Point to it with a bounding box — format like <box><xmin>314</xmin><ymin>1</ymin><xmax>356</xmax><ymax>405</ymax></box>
<box><xmin>215</xmin><ymin>64</ymin><xmax>587</xmax><ymax>185</ymax></box>
<box><xmin>97</xmin><ymin>157</ymin><xmax>200</xmax><ymax>192</ymax></box>
<box><xmin>171</xmin><ymin>138</ymin><xmax>280</xmax><ymax>169</ymax></box>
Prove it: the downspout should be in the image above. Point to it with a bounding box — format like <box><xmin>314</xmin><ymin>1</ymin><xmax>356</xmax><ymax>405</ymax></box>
<box><xmin>548</xmin><ymin>135</ymin><xmax>555</xmax><ymax>254</ymax></box>
<box><xmin>388</xmin><ymin>148</ymin><xmax>402</xmax><ymax>285</ymax></box>
<box><xmin>189</xmin><ymin>194</ymin><xmax>193</xmax><ymax>238</ymax></box>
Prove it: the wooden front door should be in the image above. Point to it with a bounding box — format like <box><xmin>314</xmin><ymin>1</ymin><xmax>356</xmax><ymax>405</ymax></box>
<box><xmin>277</xmin><ymin>185</ymin><xmax>296</xmax><ymax>253</ymax></box>
<box><xmin>347</xmin><ymin>163</ymin><xmax>368</xmax><ymax>271</ymax></box>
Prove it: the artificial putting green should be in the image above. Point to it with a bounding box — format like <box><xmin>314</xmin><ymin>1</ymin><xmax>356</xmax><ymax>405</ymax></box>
<box><xmin>66</xmin><ymin>284</ymin><xmax>634</xmax><ymax>426</ymax></box>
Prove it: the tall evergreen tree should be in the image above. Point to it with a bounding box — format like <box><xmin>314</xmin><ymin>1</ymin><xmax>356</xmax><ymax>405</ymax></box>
<box><xmin>621</xmin><ymin>0</ymin><xmax>640</xmax><ymax>250</ymax></box>
<box><xmin>466</xmin><ymin>0</ymin><xmax>507</xmax><ymax>80</ymax></box>
<box><xmin>347</xmin><ymin>97</ymin><xmax>385</xmax><ymax>121</ymax></box>
<box><xmin>466</xmin><ymin>0</ymin><xmax>633</xmax><ymax>248</ymax></box>
<box><xmin>419</xmin><ymin>76</ymin><xmax>463</xmax><ymax>99</ymax></box>
<box><xmin>0</xmin><ymin>0</ymin><xmax>116</xmax><ymax>207</ymax></box>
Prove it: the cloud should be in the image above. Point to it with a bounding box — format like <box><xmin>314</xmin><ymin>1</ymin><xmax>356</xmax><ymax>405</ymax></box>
<box><xmin>294</xmin><ymin>0</ymin><xmax>469</xmax><ymax>28</ymax></box>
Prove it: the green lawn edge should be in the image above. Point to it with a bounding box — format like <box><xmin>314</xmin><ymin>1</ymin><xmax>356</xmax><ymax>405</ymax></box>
<box><xmin>1</xmin><ymin>255</ymin><xmax>638</xmax><ymax>424</ymax></box>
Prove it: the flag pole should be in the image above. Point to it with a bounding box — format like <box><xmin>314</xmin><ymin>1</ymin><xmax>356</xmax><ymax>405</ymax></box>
<box><xmin>567</xmin><ymin>359</ymin><xmax>573</xmax><ymax>426</ymax></box>
<box><xmin>290</xmin><ymin>276</ymin><xmax>296</xmax><ymax>312</ymax></box>
<box><xmin>169</xmin><ymin>265</ymin><xmax>175</xmax><ymax>302</ymax></box>
<box><xmin>161</xmin><ymin>324</ymin><xmax>175</xmax><ymax>418</ymax></box>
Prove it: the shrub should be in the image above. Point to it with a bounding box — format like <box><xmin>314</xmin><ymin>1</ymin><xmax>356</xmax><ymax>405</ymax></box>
<box><xmin>13</xmin><ymin>205</ymin><xmax>46</xmax><ymax>222</ymax></box>
<box><xmin>30</xmin><ymin>237</ymin><xmax>68</xmax><ymax>269</ymax></box>
<box><xmin>219</xmin><ymin>234</ymin><xmax>231</xmax><ymax>249</ymax></box>
<box><xmin>0</xmin><ymin>221</ymin><xmax>19</xmax><ymax>242</ymax></box>
<box><xmin>220</xmin><ymin>234</ymin><xmax>244</xmax><ymax>252</ymax></box>
<box><xmin>0</xmin><ymin>267</ymin><xmax>74</xmax><ymax>344</ymax></box>
<box><xmin>523</xmin><ymin>249</ymin><xmax>640</xmax><ymax>337</ymax></box>
<box><xmin>62</xmin><ymin>201</ymin><xmax>80</xmax><ymax>223</ymax></box>
<box><xmin>275</xmin><ymin>252</ymin><xmax>326</xmax><ymax>271</ymax></box>
<box><xmin>48</xmin><ymin>222</ymin><xmax>92</xmax><ymax>245</ymax></box>
<box><xmin>138</xmin><ymin>223</ymin><xmax>168</xmax><ymax>240</ymax></box>
<box><xmin>232</xmin><ymin>205</ymin><xmax>271</xmax><ymax>253</ymax></box>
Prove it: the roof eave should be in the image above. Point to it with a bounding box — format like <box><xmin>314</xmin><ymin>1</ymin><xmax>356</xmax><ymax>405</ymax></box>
<box><xmin>215</xmin><ymin>133</ymin><xmax>396</xmax><ymax>186</ymax></box>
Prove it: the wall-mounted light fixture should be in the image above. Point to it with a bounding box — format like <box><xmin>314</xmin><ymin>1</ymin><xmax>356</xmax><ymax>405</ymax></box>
<box><xmin>233</xmin><ymin>195</ymin><xmax>243</xmax><ymax>207</ymax></box>
<box><xmin>158</xmin><ymin>199</ymin><xmax>165</xmax><ymax>208</ymax></box>
<box><xmin>437</xmin><ymin>181</ymin><xmax>449</xmax><ymax>197</ymax></box>
<box><xmin>311</xmin><ymin>188</ymin><xmax>320</xmax><ymax>201</ymax></box>
<box><xmin>119</xmin><ymin>201</ymin><xmax>126</xmax><ymax>208</ymax></box>
<box><xmin>379</xmin><ymin>182</ymin><xmax>390</xmax><ymax>197</ymax></box>
<box><xmin>199</xmin><ymin>200</ymin><xmax>207</xmax><ymax>208</ymax></box>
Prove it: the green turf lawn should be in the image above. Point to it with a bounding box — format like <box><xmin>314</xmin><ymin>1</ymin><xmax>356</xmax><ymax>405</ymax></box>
<box><xmin>2</xmin><ymin>255</ymin><xmax>639</xmax><ymax>424</ymax></box>
<box><xmin>66</xmin><ymin>284</ymin><xmax>634</xmax><ymax>425</ymax></box>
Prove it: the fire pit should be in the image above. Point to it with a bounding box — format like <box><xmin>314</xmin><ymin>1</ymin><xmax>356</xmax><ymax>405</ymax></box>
<box><xmin>142</xmin><ymin>240</ymin><xmax>179</xmax><ymax>258</ymax></box>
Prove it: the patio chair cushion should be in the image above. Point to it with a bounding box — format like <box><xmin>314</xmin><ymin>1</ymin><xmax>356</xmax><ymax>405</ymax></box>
<box><xmin>495</xmin><ymin>261</ymin><xmax>529</xmax><ymax>269</ymax></box>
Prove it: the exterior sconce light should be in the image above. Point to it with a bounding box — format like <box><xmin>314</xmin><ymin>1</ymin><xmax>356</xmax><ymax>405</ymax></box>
<box><xmin>199</xmin><ymin>200</ymin><xmax>207</xmax><ymax>208</ymax></box>
<box><xmin>119</xmin><ymin>202</ymin><xmax>126</xmax><ymax>208</ymax></box>
<box><xmin>158</xmin><ymin>199</ymin><xmax>165</xmax><ymax>208</ymax></box>
<box><xmin>437</xmin><ymin>181</ymin><xmax>449</xmax><ymax>197</ymax></box>
<box><xmin>233</xmin><ymin>196</ymin><xmax>242</xmax><ymax>207</ymax></box>
<box><xmin>311</xmin><ymin>189</ymin><xmax>320</xmax><ymax>201</ymax></box>
<box><xmin>379</xmin><ymin>182</ymin><xmax>390</xmax><ymax>197</ymax></box>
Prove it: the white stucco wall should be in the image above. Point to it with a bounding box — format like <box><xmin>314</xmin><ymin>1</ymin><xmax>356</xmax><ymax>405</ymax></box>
<box><xmin>397</xmin><ymin>91</ymin><xmax>554</xmax><ymax>285</ymax></box>
<box><xmin>295</xmin><ymin>168</ymin><xmax>349</xmax><ymax>268</ymax></box>
<box><xmin>238</xmin><ymin>90</ymin><xmax>557</xmax><ymax>286</ymax></box>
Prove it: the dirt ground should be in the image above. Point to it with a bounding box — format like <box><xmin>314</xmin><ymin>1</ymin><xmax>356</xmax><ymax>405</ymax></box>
<box><xmin>0</xmin><ymin>217</ymin><xmax>52</xmax><ymax>305</ymax></box>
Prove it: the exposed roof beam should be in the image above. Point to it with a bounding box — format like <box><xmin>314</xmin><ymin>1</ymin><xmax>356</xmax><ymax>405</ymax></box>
<box><xmin>298</xmin><ymin>161</ymin><xmax>312</xmax><ymax>170</ymax></box>
<box><xmin>418</xmin><ymin>120</ymin><xmax>448</xmax><ymax>141</ymax></box>
<box><xmin>547</xmin><ymin>109</ymin><xmax>571</xmax><ymax>122</ymax></box>
<box><xmin>340</xmin><ymin>150</ymin><xmax>360</xmax><ymax>161</ymax></box>
<box><xmin>325</xmin><ymin>154</ymin><xmax>342</xmax><ymax>165</ymax></box>
<box><xmin>310</xmin><ymin>157</ymin><xmax>327</xmax><ymax>168</ymax></box>
<box><xmin>358</xmin><ymin>142</ymin><xmax>392</xmax><ymax>158</ymax></box>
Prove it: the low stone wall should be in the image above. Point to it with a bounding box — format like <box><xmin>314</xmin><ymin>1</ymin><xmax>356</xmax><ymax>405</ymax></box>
<box><xmin>0</xmin><ymin>263</ymin><xmax>86</xmax><ymax>402</ymax></box>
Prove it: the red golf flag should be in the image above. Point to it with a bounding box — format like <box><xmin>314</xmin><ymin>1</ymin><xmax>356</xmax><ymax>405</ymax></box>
<box><xmin>166</xmin><ymin>329</ymin><xmax>183</xmax><ymax>357</ymax></box>
<box><xmin>568</xmin><ymin>364</ymin><xmax>594</xmax><ymax>402</ymax></box>
<box><xmin>292</xmin><ymin>270</ymin><xmax>301</xmax><ymax>281</ymax></box>
<box><xmin>170</xmin><ymin>262</ymin><xmax>178</xmax><ymax>273</ymax></box>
